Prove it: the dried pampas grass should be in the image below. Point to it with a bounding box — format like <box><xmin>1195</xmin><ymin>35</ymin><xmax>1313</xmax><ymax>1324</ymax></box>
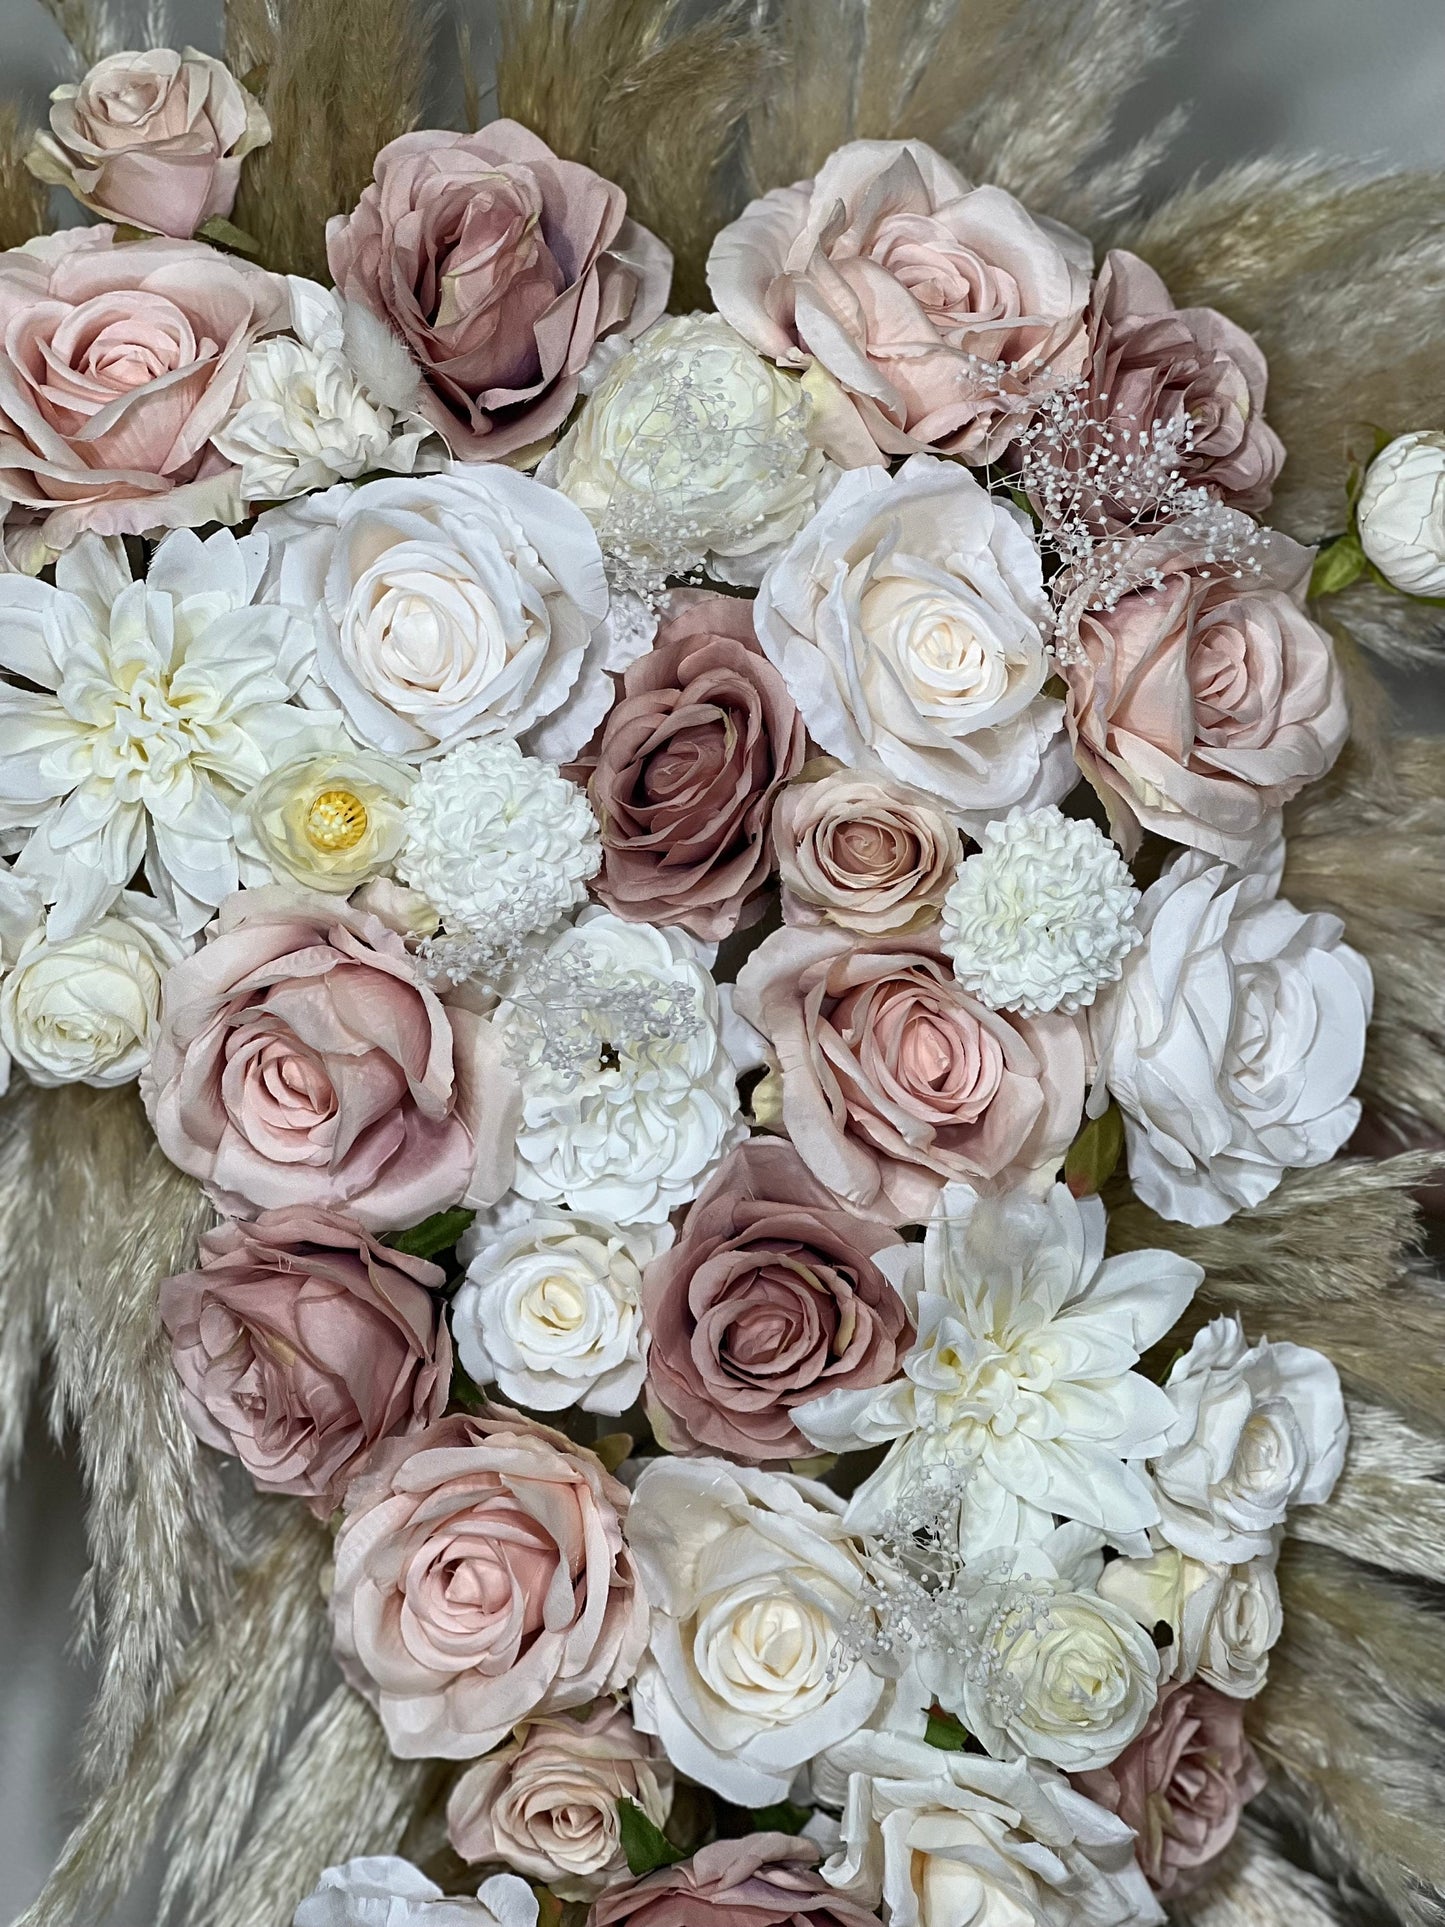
<box><xmin>1293</xmin><ymin>1399</ymin><xmax>1445</xmax><ymax>1588</ymax></box>
<box><xmin>0</xmin><ymin>1083</ymin><xmax>48</xmax><ymax>1510</ymax></box>
<box><xmin>0</xmin><ymin>104</ymin><xmax>49</xmax><ymax>253</ymax></box>
<box><xmin>1167</xmin><ymin>1817</ymin><xmax>1354</xmax><ymax>1927</ymax></box>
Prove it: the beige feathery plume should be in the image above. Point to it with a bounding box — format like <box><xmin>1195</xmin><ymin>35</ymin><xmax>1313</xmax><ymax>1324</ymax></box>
<box><xmin>32</xmin><ymin>0</ymin><xmax>118</xmax><ymax>71</ymax></box>
<box><xmin>1167</xmin><ymin>1817</ymin><xmax>1353</xmax><ymax>1927</ymax></box>
<box><xmin>1293</xmin><ymin>1399</ymin><xmax>1445</xmax><ymax>1588</ymax></box>
<box><xmin>0</xmin><ymin>103</ymin><xmax>50</xmax><ymax>253</ymax></box>
<box><xmin>0</xmin><ymin>1084</ymin><xmax>48</xmax><ymax>1510</ymax></box>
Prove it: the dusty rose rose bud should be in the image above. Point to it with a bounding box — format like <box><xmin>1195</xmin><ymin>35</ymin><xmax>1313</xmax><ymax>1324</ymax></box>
<box><xmin>591</xmin><ymin>1836</ymin><xmax>882</xmax><ymax>1927</ymax></box>
<box><xmin>773</xmin><ymin>765</ymin><xmax>965</xmax><ymax>935</ymax></box>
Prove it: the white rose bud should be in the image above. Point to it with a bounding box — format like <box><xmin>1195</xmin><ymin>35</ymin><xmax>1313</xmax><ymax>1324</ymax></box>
<box><xmin>1097</xmin><ymin>1541</ymin><xmax>1284</xmax><ymax>1697</ymax></box>
<box><xmin>1357</xmin><ymin>430</ymin><xmax>1445</xmax><ymax>596</ymax></box>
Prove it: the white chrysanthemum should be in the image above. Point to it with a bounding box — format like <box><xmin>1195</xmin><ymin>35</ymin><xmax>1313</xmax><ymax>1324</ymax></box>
<box><xmin>398</xmin><ymin>737</ymin><xmax>600</xmax><ymax>953</ymax></box>
<box><xmin>941</xmin><ymin>806</ymin><xmax>1141</xmax><ymax>1015</ymax></box>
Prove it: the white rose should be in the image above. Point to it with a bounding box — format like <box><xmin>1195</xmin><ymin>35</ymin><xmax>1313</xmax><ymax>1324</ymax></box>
<box><xmin>626</xmin><ymin>1457</ymin><xmax>884</xmax><ymax>1806</ymax></box>
<box><xmin>294</xmin><ymin>1858</ymin><xmax>537</xmax><ymax>1927</ymax></box>
<box><xmin>1097</xmin><ymin>1541</ymin><xmax>1283</xmax><ymax>1697</ymax></box>
<box><xmin>0</xmin><ymin>892</ymin><xmax>188</xmax><ymax>1090</ymax></box>
<box><xmin>754</xmin><ymin>455</ymin><xmax>1073</xmax><ymax>825</ymax></box>
<box><xmin>450</xmin><ymin>1210</ymin><xmax>666</xmax><ymax>1415</ymax></box>
<box><xmin>1149</xmin><ymin>1315</ymin><xmax>1348</xmax><ymax>1563</ymax></box>
<box><xmin>1356</xmin><ymin>429</ymin><xmax>1445</xmax><ymax>596</ymax></box>
<box><xmin>240</xmin><ymin>746</ymin><xmax>413</xmax><ymax>892</ymax></box>
<box><xmin>259</xmin><ymin>467</ymin><xmax>609</xmax><ymax>761</ymax></box>
<box><xmin>818</xmin><ymin>1732</ymin><xmax>1163</xmax><ymax>1927</ymax></box>
<box><xmin>1089</xmin><ymin>846</ymin><xmax>1373</xmax><ymax>1226</ymax></box>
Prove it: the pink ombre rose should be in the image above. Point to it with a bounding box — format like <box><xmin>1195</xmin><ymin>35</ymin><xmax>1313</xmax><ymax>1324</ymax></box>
<box><xmin>330</xmin><ymin>1409</ymin><xmax>648</xmax><ymax>1759</ymax></box>
<box><xmin>591</xmin><ymin>1836</ymin><xmax>882</xmax><ymax>1927</ymax></box>
<box><xmin>326</xmin><ymin>121</ymin><xmax>671</xmax><ymax>464</ymax></box>
<box><xmin>707</xmin><ymin>138</ymin><xmax>1091</xmax><ymax>464</ymax></box>
<box><xmin>0</xmin><ymin>227</ymin><xmax>287</xmax><ymax>550</ymax></box>
<box><xmin>142</xmin><ymin>886</ymin><xmax>518</xmax><ymax>1230</ymax></box>
<box><xmin>773</xmin><ymin>765</ymin><xmax>965</xmax><ymax>935</ymax></box>
<box><xmin>160</xmin><ymin>1206</ymin><xmax>451</xmax><ymax>1513</ymax></box>
<box><xmin>734</xmin><ymin>925</ymin><xmax>1087</xmax><ymax>1225</ymax></box>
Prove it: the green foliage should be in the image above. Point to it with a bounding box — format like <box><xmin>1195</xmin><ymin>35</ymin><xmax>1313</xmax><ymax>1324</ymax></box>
<box><xmin>386</xmin><ymin>1208</ymin><xmax>475</xmax><ymax>1260</ymax></box>
<box><xmin>618</xmin><ymin>1797</ymin><xmax>687</xmax><ymax>1876</ymax></box>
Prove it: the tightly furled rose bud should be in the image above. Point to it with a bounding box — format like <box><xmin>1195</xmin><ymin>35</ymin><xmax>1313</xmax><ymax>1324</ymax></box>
<box><xmin>773</xmin><ymin>766</ymin><xmax>965</xmax><ymax>935</ymax></box>
<box><xmin>1356</xmin><ymin>430</ymin><xmax>1445</xmax><ymax>596</ymax></box>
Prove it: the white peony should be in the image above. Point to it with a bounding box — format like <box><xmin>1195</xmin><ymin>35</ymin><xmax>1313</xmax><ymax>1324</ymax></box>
<box><xmin>1356</xmin><ymin>429</ymin><xmax>1445</xmax><ymax>597</ymax></box>
<box><xmin>241</xmin><ymin>746</ymin><xmax>413</xmax><ymax>892</ymax></box>
<box><xmin>0</xmin><ymin>528</ymin><xmax>319</xmax><ymax>937</ymax></box>
<box><xmin>259</xmin><ymin>467</ymin><xmax>610</xmax><ymax>762</ymax></box>
<box><xmin>1148</xmin><ymin>1314</ymin><xmax>1348</xmax><ymax>1563</ymax></box>
<box><xmin>293</xmin><ymin>1857</ymin><xmax>537</xmax><ymax>1927</ymax></box>
<box><xmin>940</xmin><ymin>805</ymin><xmax>1140</xmax><ymax>1015</ymax></box>
<box><xmin>494</xmin><ymin>910</ymin><xmax>745</xmax><ymax>1226</ymax></box>
<box><xmin>817</xmin><ymin>1731</ymin><xmax>1163</xmax><ymax>1927</ymax></box>
<box><xmin>1089</xmin><ymin>845</ymin><xmax>1373</xmax><ymax>1226</ymax></box>
<box><xmin>753</xmin><ymin>456</ymin><xmax>1073</xmax><ymax>825</ymax></box>
<box><xmin>626</xmin><ymin>1457</ymin><xmax>884</xmax><ymax>1806</ymax></box>
<box><xmin>450</xmin><ymin>1208</ymin><xmax>665</xmax><ymax>1414</ymax></box>
<box><xmin>795</xmin><ymin>1182</ymin><xmax>1201</xmax><ymax>1557</ymax></box>
<box><xmin>1097</xmin><ymin>1540</ymin><xmax>1283</xmax><ymax>1698</ymax></box>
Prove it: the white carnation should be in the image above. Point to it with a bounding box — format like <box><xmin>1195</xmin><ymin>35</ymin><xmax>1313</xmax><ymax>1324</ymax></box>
<box><xmin>940</xmin><ymin>805</ymin><xmax>1140</xmax><ymax>1014</ymax></box>
<box><xmin>294</xmin><ymin>1858</ymin><xmax>536</xmax><ymax>1927</ymax></box>
<box><xmin>1356</xmin><ymin>429</ymin><xmax>1445</xmax><ymax>597</ymax></box>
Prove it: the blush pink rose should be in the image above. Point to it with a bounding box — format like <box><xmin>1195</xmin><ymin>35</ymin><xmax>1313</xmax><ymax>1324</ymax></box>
<box><xmin>572</xmin><ymin>593</ymin><xmax>805</xmax><ymax>940</ymax></box>
<box><xmin>326</xmin><ymin>120</ymin><xmax>671</xmax><ymax>464</ymax></box>
<box><xmin>591</xmin><ymin>1835</ymin><xmax>882</xmax><ymax>1927</ymax></box>
<box><xmin>0</xmin><ymin>227</ymin><xmax>287</xmax><ymax>550</ymax></box>
<box><xmin>27</xmin><ymin>48</ymin><xmax>270</xmax><ymax>238</ymax></box>
<box><xmin>1073</xmin><ymin>1680</ymin><xmax>1268</xmax><ymax>1898</ymax></box>
<box><xmin>707</xmin><ymin>138</ymin><xmax>1091</xmax><ymax>464</ymax></box>
<box><xmin>773</xmin><ymin>765</ymin><xmax>966</xmax><ymax>935</ymax></box>
<box><xmin>160</xmin><ymin>1206</ymin><xmax>451</xmax><ymax>1513</ymax></box>
<box><xmin>642</xmin><ymin>1136</ymin><xmax>913</xmax><ymax>1461</ymax></box>
<box><xmin>734</xmin><ymin>925</ymin><xmax>1087</xmax><ymax>1224</ymax></box>
<box><xmin>141</xmin><ymin>885</ymin><xmax>518</xmax><ymax>1231</ymax></box>
<box><xmin>330</xmin><ymin>1408</ymin><xmax>649</xmax><ymax>1759</ymax></box>
<box><xmin>1063</xmin><ymin>528</ymin><xmax>1349</xmax><ymax>859</ymax></box>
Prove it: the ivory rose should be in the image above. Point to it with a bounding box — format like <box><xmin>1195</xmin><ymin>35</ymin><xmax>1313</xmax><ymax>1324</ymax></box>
<box><xmin>142</xmin><ymin>886</ymin><xmax>518</xmax><ymax>1230</ymax></box>
<box><xmin>0</xmin><ymin>227</ymin><xmax>288</xmax><ymax>550</ymax></box>
<box><xmin>326</xmin><ymin>121</ymin><xmax>670</xmax><ymax>463</ymax></box>
<box><xmin>708</xmin><ymin>138</ymin><xmax>1091</xmax><ymax>463</ymax></box>
<box><xmin>296</xmin><ymin>1860</ymin><xmax>537</xmax><ymax>1927</ymax></box>
<box><xmin>330</xmin><ymin>1409</ymin><xmax>648</xmax><ymax>1759</ymax></box>
<box><xmin>1357</xmin><ymin>429</ymin><xmax>1445</xmax><ymax>595</ymax></box>
<box><xmin>26</xmin><ymin>48</ymin><xmax>270</xmax><ymax>238</ymax></box>
<box><xmin>734</xmin><ymin>925</ymin><xmax>1087</xmax><ymax>1225</ymax></box>
<box><xmin>773</xmin><ymin>765</ymin><xmax>964</xmax><ymax>935</ymax></box>
<box><xmin>1097</xmin><ymin>1543</ymin><xmax>1284</xmax><ymax>1699</ymax></box>
<box><xmin>592</xmin><ymin>1836</ymin><xmax>883</xmax><ymax>1927</ymax></box>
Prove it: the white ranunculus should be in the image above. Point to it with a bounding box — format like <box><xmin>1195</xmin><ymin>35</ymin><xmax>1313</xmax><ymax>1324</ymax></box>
<box><xmin>1149</xmin><ymin>1315</ymin><xmax>1348</xmax><ymax>1563</ymax></box>
<box><xmin>753</xmin><ymin>455</ymin><xmax>1073</xmax><ymax>825</ymax></box>
<box><xmin>240</xmin><ymin>746</ymin><xmax>413</xmax><ymax>892</ymax></box>
<box><xmin>294</xmin><ymin>1858</ymin><xmax>537</xmax><ymax>1927</ymax></box>
<box><xmin>795</xmin><ymin>1182</ymin><xmax>1200</xmax><ymax>1557</ymax></box>
<box><xmin>1089</xmin><ymin>845</ymin><xmax>1373</xmax><ymax>1227</ymax></box>
<box><xmin>1356</xmin><ymin>429</ymin><xmax>1445</xmax><ymax>596</ymax></box>
<box><xmin>818</xmin><ymin>1731</ymin><xmax>1163</xmax><ymax>1927</ymax></box>
<box><xmin>259</xmin><ymin>467</ymin><xmax>610</xmax><ymax>762</ymax></box>
<box><xmin>626</xmin><ymin>1457</ymin><xmax>884</xmax><ymax>1807</ymax></box>
<box><xmin>1097</xmin><ymin>1541</ymin><xmax>1283</xmax><ymax>1698</ymax></box>
<box><xmin>450</xmin><ymin>1209</ymin><xmax>666</xmax><ymax>1415</ymax></box>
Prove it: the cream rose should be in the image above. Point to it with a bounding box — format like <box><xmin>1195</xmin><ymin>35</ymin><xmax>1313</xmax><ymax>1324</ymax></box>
<box><xmin>295</xmin><ymin>1859</ymin><xmax>537</xmax><ymax>1927</ymax></box>
<box><xmin>754</xmin><ymin>456</ymin><xmax>1070</xmax><ymax>823</ymax></box>
<box><xmin>1098</xmin><ymin>1542</ymin><xmax>1283</xmax><ymax>1698</ymax></box>
<box><xmin>1356</xmin><ymin>429</ymin><xmax>1445</xmax><ymax>596</ymax></box>
<box><xmin>240</xmin><ymin>747</ymin><xmax>412</xmax><ymax>893</ymax></box>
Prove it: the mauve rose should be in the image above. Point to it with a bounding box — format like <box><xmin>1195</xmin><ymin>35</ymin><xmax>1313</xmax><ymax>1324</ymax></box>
<box><xmin>642</xmin><ymin>1137</ymin><xmax>914</xmax><ymax>1460</ymax></box>
<box><xmin>591</xmin><ymin>1835</ymin><xmax>882</xmax><ymax>1927</ymax></box>
<box><xmin>330</xmin><ymin>1408</ymin><xmax>648</xmax><ymax>1759</ymax></box>
<box><xmin>327</xmin><ymin>121</ymin><xmax>671</xmax><ymax>464</ymax></box>
<box><xmin>573</xmin><ymin>593</ymin><xmax>805</xmax><ymax>939</ymax></box>
<box><xmin>160</xmin><ymin>1206</ymin><xmax>450</xmax><ymax>1512</ymax></box>
<box><xmin>1073</xmin><ymin>1681</ymin><xmax>1267</xmax><ymax>1898</ymax></box>
<box><xmin>1063</xmin><ymin>528</ymin><xmax>1349</xmax><ymax>860</ymax></box>
<box><xmin>0</xmin><ymin>227</ymin><xmax>287</xmax><ymax>550</ymax></box>
<box><xmin>26</xmin><ymin>48</ymin><xmax>270</xmax><ymax>238</ymax></box>
<box><xmin>774</xmin><ymin>764</ymin><xmax>965</xmax><ymax>935</ymax></box>
<box><xmin>735</xmin><ymin>925</ymin><xmax>1087</xmax><ymax>1225</ymax></box>
<box><xmin>707</xmin><ymin>138</ymin><xmax>1091</xmax><ymax>464</ymax></box>
<box><xmin>141</xmin><ymin>885</ymin><xmax>518</xmax><ymax>1231</ymax></box>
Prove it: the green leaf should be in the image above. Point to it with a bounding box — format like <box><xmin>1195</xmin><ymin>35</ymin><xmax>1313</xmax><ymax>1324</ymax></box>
<box><xmin>387</xmin><ymin>1207</ymin><xmax>475</xmax><ymax>1260</ymax></box>
<box><xmin>748</xmin><ymin>1802</ymin><xmax>813</xmax><ymax>1835</ymax></box>
<box><xmin>1065</xmin><ymin>1104</ymin><xmax>1124</xmax><ymax>1199</ymax></box>
<box><xmin>924</xmin><ymin>1710</ymin><xmax>970</xmax><ymax>1752</ymax></box>
<box><xmin>618</xmin><ymin>1797</ymin><xmax>686</xmax><ymax>1876</ymax></box>
<box><xmin>1309</xmin><ymin>530</ymin><xmax>1367</xmax><ymax>600</ymax></box>
<box><xmin>196</xmin><ymin>214</ymin><xmax>261</xmax><ymax>255</ymax></box>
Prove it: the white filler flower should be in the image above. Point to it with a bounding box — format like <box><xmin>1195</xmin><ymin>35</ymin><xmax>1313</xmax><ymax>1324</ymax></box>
<box><xmin>941</xmin><ymin>806</ymin><xmax>1140</xmax><ymax>1014</ymax></box>
<box><xmin>1356</xmin><ymin>428</ymin><xmax>1445</xmax><ymax>597</ymax></box>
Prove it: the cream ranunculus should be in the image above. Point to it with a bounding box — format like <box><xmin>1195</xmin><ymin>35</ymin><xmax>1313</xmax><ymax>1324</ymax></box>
<box><xmin>626</xmin><ymin>1457</ymin><xmax>884</xmax><ymax>1807</ymax></box>
<box><xmin>754</xmin><ymin>456</ymin><xmax>1071</xmax><ymax>824</ymax></box>
<box><xmin>240</xmin><ymin>747</ymin><xmax>412</xmax><ymax>893</ymax></box>
<box><xmin>295</xmin><ymin>1859</ymin><xmax>537</xmax><ymax>1927</ymax></box>
<box><xmin>1356</xmin><ymin>430</ymin><xmax>1445</xmax><ymax>597</ymax></box>
<box><xmin>1097</xmin><ymin>1541</ymin><xmax>1283</xmax><ymax>1699</ymax></box>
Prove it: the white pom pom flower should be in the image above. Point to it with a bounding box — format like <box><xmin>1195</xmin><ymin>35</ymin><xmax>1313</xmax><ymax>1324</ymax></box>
<box><xmin>940</xmin><ymin>806</ymin><xmax>1140</xmax><ymax>1015</ymax></box>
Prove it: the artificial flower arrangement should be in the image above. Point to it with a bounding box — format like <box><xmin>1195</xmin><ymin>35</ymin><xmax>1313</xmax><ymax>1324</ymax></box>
<box><xmin>3</xmin><ymin>6</ymin><xmax>1444</xmax><ymax>1927</ymax></box>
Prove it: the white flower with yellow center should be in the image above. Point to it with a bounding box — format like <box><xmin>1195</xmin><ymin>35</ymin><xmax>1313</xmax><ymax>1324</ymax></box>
<box><xmin>241</xmin><ymin>746</ymin><xmax>412</xmax><ymax>892</ymax></box>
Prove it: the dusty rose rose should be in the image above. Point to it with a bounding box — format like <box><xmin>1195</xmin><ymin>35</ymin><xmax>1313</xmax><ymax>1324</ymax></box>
<box><xmin>642</xmin><ymin>1137</ymin><xmax>913</xmax><ymax>1460</ymax></box>
<box><xmin>0</xmin><ymin>227</ymin><xmax>286</xmax><ymax>551</ymax></box>
<box><xmin>1063</xmin><ymin>528</ymin><xmax>1349</xmax><ymax>859</ymax></box>
<box><xmin>734</xmin><ymin>925</ymin><xmax>1087</xmax><ymax>1225</ymax></box>
<box><xmin>26</xmin><ymin>48</ymin><xmax>270</xmax><ymax>238</ymax></box>
<box><xmin>1073</xmin><ymin>1680</ymin><xmax>1267</xmax><ymax>1898</ymax></box>
<box><xmin>707</xmin><ymin>138</ymin><xmax>1091</xmax><ymax>464</ymax></box>
<box><xmin>448</xmin><ymin>1703</ymin><xmax>673</xmax><ymax>1900</ymax></box>
<box><xmin>141</xmin><ymin>885</ymin><xmax>518</xmax><ymax>1231</ymax></box>
<box><xmin>330</xmin><ymin>1409</ymin><xmax>648</xmax><ymax>1759</ymax></box>
<box><xmin>573</xmin><ymin>593</ymin><xmax>805</xmax><ymax>939</ymax></box>
<box><xmin>774</xmin><ymin>764</ymin><xmax>965</xmax><ymax>935</ymax></box>
<box><xmin>160</xmin><ymin>1206</ymin><xmax>450</xmax><ymax>1512</ymax></box>
<box><xmin>326</xmin><ymin>120</ymin><xmax>670</xmax><ymax>464</ymax></box>
<box><xmin>591</xmin><ymin>1835</ymin><xmax>881</xmax><ymax>1927</ymax></box>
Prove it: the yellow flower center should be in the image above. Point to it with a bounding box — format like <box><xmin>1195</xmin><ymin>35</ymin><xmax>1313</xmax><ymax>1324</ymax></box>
<box><xmin>305</xmin><ymin>788</ymin><xmax>369</xmax><ymax>852</ymax></box>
